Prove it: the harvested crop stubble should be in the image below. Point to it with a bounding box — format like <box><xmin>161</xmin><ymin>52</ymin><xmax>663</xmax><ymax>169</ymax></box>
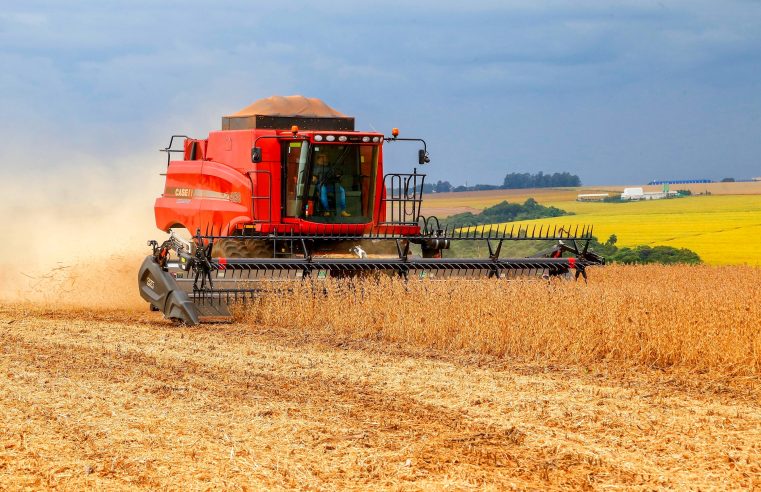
<box><xmin>241</xmin><ymin>265</ymin><xmax>761</xmax><ymax>376</ymax></box>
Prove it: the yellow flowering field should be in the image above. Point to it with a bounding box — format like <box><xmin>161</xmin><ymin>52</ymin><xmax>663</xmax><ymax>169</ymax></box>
<box><xmin>478</xmin><ymin>195</ymin><xmax>761</xmax><ymax>265</ymax></box>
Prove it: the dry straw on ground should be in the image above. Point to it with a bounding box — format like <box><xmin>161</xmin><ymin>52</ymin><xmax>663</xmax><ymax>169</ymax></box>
<box><xmin>2</xmin><ymin>264</ymin><xmax>761</xmax><ymax>489</ymax></box>
<box><xmin>242</xmin><ymin>264</ymin><xmax>761</xmax><ymax>377</ymax></box>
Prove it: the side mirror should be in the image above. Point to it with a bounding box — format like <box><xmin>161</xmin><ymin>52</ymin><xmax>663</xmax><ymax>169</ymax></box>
<box><xmin>251</xmin><ymin>147</ymin><xmax>262</xmax><ymax>163</ymax></box>
<box><xmin>418</xmin><ymin>149</ymin><xmax>430</xmax><ymax>165</ymax></box>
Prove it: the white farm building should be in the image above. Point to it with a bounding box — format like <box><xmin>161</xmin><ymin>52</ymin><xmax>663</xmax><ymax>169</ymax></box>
<box><xmin>621</xmin><ymin>187</ymin><xmax>679</xmax><ymax>201</ymax></box>
<box><xmin>576</xmin><ymin>193</ymin><xmax>610</xmax><ymax>202</ymax></box>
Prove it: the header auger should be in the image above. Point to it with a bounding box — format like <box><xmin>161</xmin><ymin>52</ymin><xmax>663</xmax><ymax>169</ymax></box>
<box><xmin>138</xmin><ymin>95</ymin><xmax>604</xmax><ymax>325</ymax></box>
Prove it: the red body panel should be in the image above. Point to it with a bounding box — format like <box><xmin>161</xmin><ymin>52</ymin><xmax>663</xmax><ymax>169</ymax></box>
<box><xmin>154</xmin><ymin>128</ymin><xmax>414</xmax><ymax>237</ymax></box>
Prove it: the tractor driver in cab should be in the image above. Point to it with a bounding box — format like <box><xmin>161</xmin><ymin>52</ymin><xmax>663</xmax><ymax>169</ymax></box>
<box><xmin>313</xmin><ymin>152</ymin><xmax>350</xmax><ymax>217</ymax></box>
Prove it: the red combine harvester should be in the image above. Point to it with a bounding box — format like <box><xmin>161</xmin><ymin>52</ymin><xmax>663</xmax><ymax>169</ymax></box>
<box><xmin>139</xmin><ymin>96</ymin><xmax>603</xmax><ymax>324</ymax></box>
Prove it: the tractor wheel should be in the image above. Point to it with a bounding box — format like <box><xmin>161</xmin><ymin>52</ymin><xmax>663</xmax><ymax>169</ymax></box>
<box><xmin>212</xmin><ymin>239</ymin><xmax>275</xmax><ymax>258</ymax></box>
<box><xmin>421</xmin><ymin>246</ymin><xmax>443</xmax><ymax>258</ymax></box>
<box><xmin>356</xmin><ymin>239</ymin><xmax>408</xmax><ymax>257</ymax></box>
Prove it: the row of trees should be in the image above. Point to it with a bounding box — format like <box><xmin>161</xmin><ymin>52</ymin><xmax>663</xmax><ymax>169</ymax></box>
<box><xmin>592</xmin><ymin>235</ymin><xmax>702</xmax><ymax>265</ymax></box>
<box><xmin>422</xmin><ymin>172</ymin><xmax>581</xmax><ymax>193</ymax></box>
<box><xmin>442</xmin><ymin>198</ymin><xmax>569</xmax><ymax>228</ymax></box>
<box><xmin>502</xmin><ymin>172</ymin><xmax>581</xmax><ymax>189</ymax></box>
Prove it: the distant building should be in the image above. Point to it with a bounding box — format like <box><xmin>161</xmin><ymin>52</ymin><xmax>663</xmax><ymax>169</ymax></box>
<box><xmin>753</xmin><ymin>177</ymin><xmax>761</xmax><ymax>182</ymax></box>
<box><xmin>648</xmin><ymin>179</ymin><xmax>712</xmax><ymax>185</ymax></box>
<box><xmin>621</xmin><ymin>187</ymin><xmax>645</xmax><ymax>200</ymax></box>
<box><xmin>621</xmin><ymin>187</ymin><xmax>679</xmax><ymax>201</ymax></box>
<box><xmin>576</xmin><ymin>193</ymin><xmax>610</xmax><ymax>202</ymax></box>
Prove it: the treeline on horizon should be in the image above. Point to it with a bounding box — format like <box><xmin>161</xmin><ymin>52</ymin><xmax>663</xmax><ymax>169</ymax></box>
<box><xmin>423</xmin><ymin>171</ymin><xmax>582</xmax><ymax>193</ymax></box>
<box><xmin>441</xmin><ymin>198</ymin><xmax>570</xmax><ymax>229</ymax></box>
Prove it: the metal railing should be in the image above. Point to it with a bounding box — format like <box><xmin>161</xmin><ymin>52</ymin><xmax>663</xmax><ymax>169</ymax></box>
<box><xmin>247</xmin><ymin>169</ymin><xmax>273</xmax><ymax>223</ymax></box>
<box><xmin>381</xmin><ymin>169</ymin><xmax>425</xmax><ymax>226</ymax></box>
<box><xmin>159</xmin><ymin>135</ymin><xmax>189</xmax><ymax>167</ymax></box>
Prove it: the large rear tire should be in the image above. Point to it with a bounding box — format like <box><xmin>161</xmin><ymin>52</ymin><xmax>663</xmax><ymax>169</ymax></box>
<box><xmin>212</xmin><ymin>237</ymin><xmax>408</xmax><ymax>258</ymax></box>
<box><xmin>212</xmin><ymin>239</ymin><xmax>275</xmax><ymax>258</ymax></box>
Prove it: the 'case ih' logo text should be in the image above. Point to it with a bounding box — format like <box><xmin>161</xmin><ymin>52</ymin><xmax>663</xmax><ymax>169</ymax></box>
<box><xmin>172</xmin><ymin>188</ymin><xmax>193</xmax><ymax>197</ymax></box>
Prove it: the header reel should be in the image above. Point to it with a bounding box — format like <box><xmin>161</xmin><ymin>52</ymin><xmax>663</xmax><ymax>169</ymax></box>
<box><xmin>138</xmin><ymin>223</ymin><xmax>604</xmax><ymax>325</ymax></box>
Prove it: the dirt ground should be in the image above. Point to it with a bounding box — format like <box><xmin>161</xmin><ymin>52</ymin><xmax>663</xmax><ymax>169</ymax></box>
<box><xmin>1</xmin><ymin>306</ymin><xmax>759</xmax><ymax>490</ymax></box>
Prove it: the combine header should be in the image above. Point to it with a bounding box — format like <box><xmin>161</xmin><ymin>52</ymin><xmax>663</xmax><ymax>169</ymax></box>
<box><xmin>139</xmin><ymin>96</ymin><xmax>603</xmax><ymax>325</ymax></box>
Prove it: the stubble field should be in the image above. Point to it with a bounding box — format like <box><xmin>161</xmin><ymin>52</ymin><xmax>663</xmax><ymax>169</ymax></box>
<box><xmin>1</xmin><ymin>264</ymin><xmax>760</xmax><ymax>490</ymax></box>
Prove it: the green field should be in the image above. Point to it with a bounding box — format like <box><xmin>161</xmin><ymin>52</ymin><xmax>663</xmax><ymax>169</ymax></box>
<box><xmin>477</xmin><ymin>195</ymin><xmax>761</xmax><ymax>265</ymax></box>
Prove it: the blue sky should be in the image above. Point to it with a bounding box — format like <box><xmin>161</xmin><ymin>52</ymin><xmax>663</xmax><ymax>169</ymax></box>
<box><xmin>2</xmin><ymin>1</ymin><xmax>760</xmax><ymax>185</ymax></box>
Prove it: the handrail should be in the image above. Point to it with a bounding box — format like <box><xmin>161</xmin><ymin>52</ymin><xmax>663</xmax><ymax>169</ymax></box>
<box><xmin>159</xmin><ymin>135</ymin><xmax>189</xmax><ymax>167</ymax></box>
<box><xmin>381</xmin><ymin>169</ymin><xmax>426</xmax><ymax>226</ymax></box>
<box><xmin>247</xmin><ymin>169</ymin><xmax>273</xmax><ymax>223</ymax></box>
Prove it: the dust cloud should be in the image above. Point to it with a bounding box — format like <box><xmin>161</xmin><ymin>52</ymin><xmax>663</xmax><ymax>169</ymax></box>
<box><xmin>0</xmin><ymin>154</ymin><xmax>166</xmax><ymax>309</ymax></box>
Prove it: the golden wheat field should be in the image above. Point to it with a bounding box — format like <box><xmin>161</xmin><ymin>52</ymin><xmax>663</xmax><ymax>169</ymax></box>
<box><xmin>2</xmin><ymin>264</ymin><xmax>761</xmax><ymax>490</ymax></box>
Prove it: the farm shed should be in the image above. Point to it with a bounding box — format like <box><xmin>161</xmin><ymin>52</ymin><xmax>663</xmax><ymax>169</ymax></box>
<box><xmin>621</xmin><ymin>187</ymin><xmax>679</xmax><ymax>201</ymax></box>
<box><xmin>577</xmin><ymin>193</ymin><xmax>610</xmax><ymax>202</ymax></box>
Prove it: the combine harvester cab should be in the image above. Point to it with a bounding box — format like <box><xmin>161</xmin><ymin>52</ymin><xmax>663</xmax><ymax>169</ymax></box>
<box><xmin>139</xmin><ymin>96</ymin><xmax>604</xmax><ymax>325</ymax></box>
